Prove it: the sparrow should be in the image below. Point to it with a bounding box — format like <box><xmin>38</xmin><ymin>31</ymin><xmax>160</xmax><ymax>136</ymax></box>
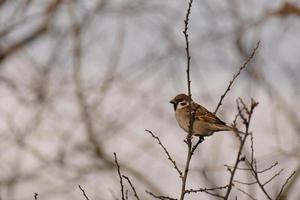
<box><xmin>170</xmin><ymin>93</ymin><xmax>239</xmax><ymax>137</ymax></box>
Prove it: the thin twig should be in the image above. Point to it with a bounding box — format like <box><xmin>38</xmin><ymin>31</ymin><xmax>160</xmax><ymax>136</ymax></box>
<box><xmin>78</xmin><ymin>185</ymin><xmax>90</xmax><ymax>200</ymax></box>
<box><xmin>275</xmin><ymin>171</ymin><xmax>296</xmax><ymax>200</ymax></box>
<box><xmin>262</xmin><ymin>169</ymin><xmax>284</xmax><ymax>186</ymax></box>
<box><xmin>199</xmin><ymin>190</ymin><xmax>225</xmax><ymax>199</ymax></box>
<box><xmin>224</xmin><ymin>164</ymin><xmax>251</xmax><ymax>171</ymax></box>
<box><xmin>145</xmin><ymin>129</ymin><xmax>182</xmax><ymax>177</ymax></box>
<box><xmin>122</xmin><ymin>175</ymin><xmax>140</xmax><ymax>200</ymax></box>
<box><xmin>245</xmin><ymin>159</ymin><xmax>272</xmax><ymax>200</ymax></box>
<box><xmin>257</xmin><ymin>162</ymin><xmax>278</xmax><ymax>173</ymax></box>
<box><xmin>125</xmin><ymin>189</ymin><xmax>128</xmax><ymax>200</ymax></box>
<box><xmin>145</xmin><ymin>190</ymin><xmax>177</xmax><ymax>200</ymax></box>
<box><xmin>250</xmin><ymin>132</ymin><xmax>254</xmax><ymax>166</ymax></box>
<box><xmin>236</xmin><ymin>187</ymin><xmax>257</xmax><ymax>200</ymax></box>
<box><xmin>191</xmin><ymin>136</ymin><xmax>204</xmax><ymax>153</ymax></box>
<box><xmin>224</xmin><ymin>99</ymin><xmax>258</xmax><ymax>199</ymax></box>
<box><xmin>185</xmin><ymin>184</ymin><xmax>231</xmax><ymax>194</ymax></box>
<box><xmin>114</xmin><ymin>152</ymin><xmax>125</xmax><ymax>200</ymax></box>
<box><xmin>233</xmin><ymin>179</ymin><xmax>257</xmax><ymax>185</ymax></box>
<box><xmin>214</xmin><ymin>41</ymin><xmax>260</xmax><ymax>114</ymax></box>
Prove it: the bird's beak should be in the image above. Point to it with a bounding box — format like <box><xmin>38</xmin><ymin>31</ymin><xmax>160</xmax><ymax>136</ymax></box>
<box><xmin>169</xmin><ymin>100</ymin><xmax>175</xmax><ymax>104</ymax></box>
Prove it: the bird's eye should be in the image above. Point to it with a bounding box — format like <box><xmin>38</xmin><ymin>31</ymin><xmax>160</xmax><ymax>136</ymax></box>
<box><xmin>180</xmin><ymin>102</ymin><xmax>187</xmax><ymax>106</ymax></box>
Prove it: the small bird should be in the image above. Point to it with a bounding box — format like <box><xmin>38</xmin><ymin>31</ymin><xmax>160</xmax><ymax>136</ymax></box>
<box><xmin>170</xmin><ymin>93</ymin><xmax>239</xmax><ymax>137</ymax></box>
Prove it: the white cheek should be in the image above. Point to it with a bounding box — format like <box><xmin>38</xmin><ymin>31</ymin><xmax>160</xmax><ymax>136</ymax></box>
<box><xmin>177</xmin><ymin>102</ymin><xmax>188</xmax><ymax>109</ymax></box>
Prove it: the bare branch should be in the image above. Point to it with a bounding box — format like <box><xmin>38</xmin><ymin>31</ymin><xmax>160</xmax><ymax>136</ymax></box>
<box><xmin>145</xmin><ymin>129</ymin><xmax>182</xmax><ymax>177</ymax></box>
<box><xmin>224</xmin><ymin>98</ymin><xmax>258</xmax><ymax>199</ymax></box>
<box><xmin>236</xmin><ymin>187</ymin><xmax>257</xmax><ymax>200</ymax></box>
<box><xmin>257</xmin><ymin>162</ymin><xmax>278</xmax><ymax>173</ymax></box>
<box><xmin>114</xmin><ymin>152</ymin><xmax>125</xmax><ymax>200</ymax></box>
<box><xmin>262</xmin><ymin>169</ymin><xmax>284</xmax><ymax>186</ymax></box>
<box><xmin>122</xmin><ymin>175</ymin><xmax>140</xmax><ymax>200</ymax></box>
<box><xmin>78</xmin><ymin>185</ymin><xmax>90</xmax><ymax>200</ymax></box>
<box><xmin>180</xmin><ymin>1</ymin><xmax>198</xmax><ymax>200</ymax></box>
<box><xmin>214</xmin><ymin>41</ymin><xmax>260</xmax><ymax>114</ymax></box>
<box><xmin>233</xmin><ymin>179</ymin><xmax>257</xmax><ymax>186</ymax></box>
<box><xmin>185</xmin><ymin>184</ymin><xmax>230</xmax><ymax>194</ymax></box>
<box><xmin>146</xmin><ymin>190</ymin><xmax>177</xmax><ymax>200</ymax></box>
<box><xmin>275</xmin><ymin>171</ymin><xmax>296</xmax><ymax>200</ymax></box>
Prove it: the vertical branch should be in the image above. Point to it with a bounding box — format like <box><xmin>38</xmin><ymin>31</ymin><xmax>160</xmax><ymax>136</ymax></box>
<box><xmin>183</xmin><ymin>0</ymin><xmax>193</xmax><ymax>137</ymax></box>
<box><xmin>114</xmin><ymin>152</ymin><xmax>125</xmax><ymax>200</ymax></box>
<box><xmin>224</xmin><ymin>99</ymin><xmax>258</xmax><ymax>199</ymax></box>
<box><xmin>180</xmin><ymin>1</ymin><xmax>194</xmax><ymax>200</ymax></box>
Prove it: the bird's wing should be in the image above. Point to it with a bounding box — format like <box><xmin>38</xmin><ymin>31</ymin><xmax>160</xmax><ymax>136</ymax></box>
<box><xmin>191</xmin><ymin>103</ymin><xmax>226</xmax><ymax>125</ymax></box>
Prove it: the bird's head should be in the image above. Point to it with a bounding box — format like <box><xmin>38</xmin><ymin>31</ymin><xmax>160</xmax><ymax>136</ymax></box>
<box><xmin>169</xmin><ymin>93</ymin><xmax>191</xmax><ymax>110</ymax></box>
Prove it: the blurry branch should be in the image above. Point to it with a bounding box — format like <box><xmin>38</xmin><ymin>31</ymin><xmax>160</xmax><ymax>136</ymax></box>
<box><xmin>145</xmin><ymin>129</ymin><xmax>182</xmax><ymax>177</ymax></box>
<box><xmin>0</xmin><ymin>0</ymin><xmax>6</xmax><ymax>7</ymax></box>
<box><xmin>0</xmin><ymin>12</ymin><xmax>41</xmax><ymax>39</ymax></box>
<box><xmin>0</xmin><ymin>0</ymin><xmax>63</xmax><ymax>63</ymax></box>
<box><xmin>70</xmin><ymin>5</ymin><xmax>106</xmax><ymax>159</ymax></box>
<box><xmin>34</xmin><ymin>193</ymin><xmax>38</xmax><ymax>200</ymax></box>
<box><xmin>78</xmin><ymin>185</ymin><xmax>90</xmax><ymax>200</ymax></box>
<box><xmin>224</xmin><ymin>98</ymin><xmax>259</xmax><ymax>199</ymax></box>
<box><xmin>68</xmin><ymin>2</ymin><xmax>162</xmax><ymax>195</ymax></box>
<box><xmin>91</xmin><ymin>21</ymin><xmax>125</xmax><ymax>111</ymax></box>
<box><xmin>213</xmin><ymin>41</ymin><xmax>260</xmax><ymax>115</ymax></box>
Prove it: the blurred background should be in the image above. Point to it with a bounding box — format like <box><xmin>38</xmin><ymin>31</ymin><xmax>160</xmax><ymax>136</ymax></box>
<box><xmin>0</xmin><ymin>0</ymin><xmax>299</xmax><ymax>199</ymax></box>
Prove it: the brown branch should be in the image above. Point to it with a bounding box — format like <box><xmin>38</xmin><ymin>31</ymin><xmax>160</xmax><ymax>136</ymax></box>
<box><xmin>262</xmin><ymin>169</ymin><xmax>284</xmax><ymax>186</ymax></box>
<box><xmin>114</xmin><ymin>152</ymin><xmax>125</xmax><ymax>200</ymax></box>
<box><xmin>275</xmin><ymin>171</ymin><xmax>296</xmax><ymax>200</ymax></box>
<box><xmin>233</xmin><ymin>179</ymin><xmax>257</xmax><ymax>185</ymax></box>
<box><xmin>214</xmin><ymin>41</ymin><xmax>260</xmax><ymax>114</ymax></box>
<box><xmin>185</xmin><ymin>184</ymin><xmax>230</xmax><ymax>197</ymax></box>
<box><xmin>78</xmin><ymin>185</ymin><xmax>90</xmax><ymax>200</ymax></box>
<box><xmin>224</xmin><ymin>99</ymin><xmax>258</xmax><ymax>199</ymax></box>
<box><xmin>0</xmin><ymin>0</ymin><xmax>62</xmax><ymax>63</ymax></box>
<box><xmin>145</xmin><ymin>129</ymin><xmax>182</xmax><ymax>177</ymax></box>
<box><xmin>180</xmin><ymin>1</ymin><xmax>195</xmax><ymax>200</ymax></box>
<box><xmin>145</xmin><ymin>190</ymin><xmax>177</xmax><ymax>200</ymax></box>
<box><xmin>183</xmin><ymin>0</ymin><xmax>193</xmax><ymax>136</ymax></box>
<box><xmin>257</xmin><ymin>162</ymin><xmax>278</xmax><ymax>173</ymax></box>
<box><xmin>125</xmin><ymin>189</ymin><xmax>128</xmax><ymax>200</ymax></box>
<box><xmin>244</xmin><ymin>159</ymin><xmax>272</xmax><ymax>200</ymax></box>
<box><xmin>236</xmin><ymin>187</ymin><xmax>257</xmax><ymax>200</ymax></box>
<box><xmin>224</xmin><ymin>164</ymin><xmax>251</xmax><ymax>171</ymax></box>
<box><xmin>34</xmin><ymin>193</ymin><xmax>38</xmax><ymax>200</ymax></box>
<box><xmin>122</xmin><ymin>175</ymin><xmax>140</xmax><ymax>200</ymax></box>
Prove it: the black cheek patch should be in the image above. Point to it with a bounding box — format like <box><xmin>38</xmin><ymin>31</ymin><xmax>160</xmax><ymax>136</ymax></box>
<box><xmin>173</xmin><ymin>103</ymin><xmax>177</xmax><ymax>110</ymax></box>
